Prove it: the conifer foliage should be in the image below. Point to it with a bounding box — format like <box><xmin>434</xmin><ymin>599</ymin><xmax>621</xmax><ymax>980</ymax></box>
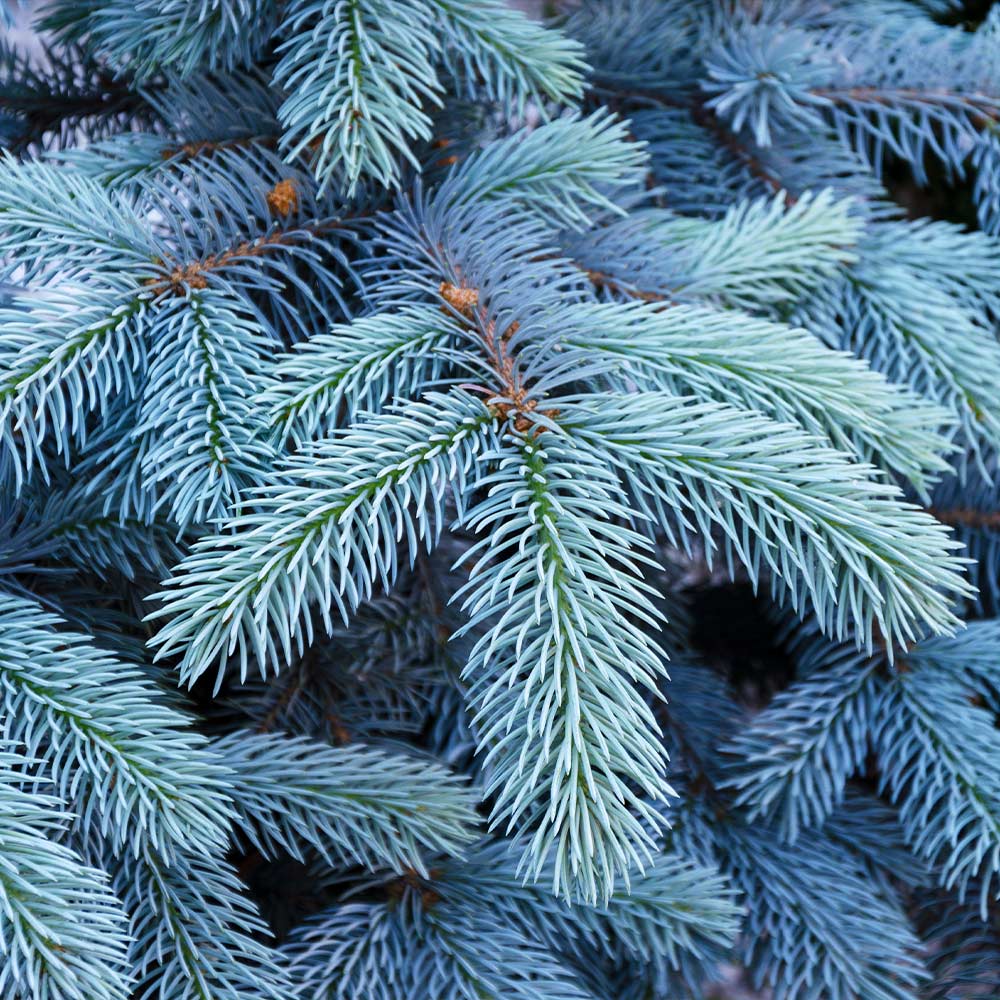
<box><xmin>3</xmin><ymin>0</ymin><xmax>1000</xmax><ymax>997</ymax></box>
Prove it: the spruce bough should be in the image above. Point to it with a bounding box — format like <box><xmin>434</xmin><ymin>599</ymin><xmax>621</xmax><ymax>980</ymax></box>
<box><xmin>2</xmin><ymin>1</ymin><xmax>1000</xmax><ymax>997</ymax></box>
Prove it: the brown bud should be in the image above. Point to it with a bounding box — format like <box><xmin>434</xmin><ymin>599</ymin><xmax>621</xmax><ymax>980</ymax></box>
<box><xmin>266</xmin><ymin>178</ymin><xmax>300</xmax><ymax>218</ymax></box>
<box><xmin>439</xmin><ymin>281</ymin><xmax>479</xmax><ymax>315</ymax></box>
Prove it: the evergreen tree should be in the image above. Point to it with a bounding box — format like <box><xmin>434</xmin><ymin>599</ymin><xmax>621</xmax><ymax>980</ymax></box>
<box><xmin>3</xmin><ymin>1</ymin><xmax>1000</xmax><ymax>997</ymax></box>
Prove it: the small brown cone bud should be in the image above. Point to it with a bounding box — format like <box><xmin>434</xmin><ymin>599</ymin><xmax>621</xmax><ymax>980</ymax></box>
<box><xmin>438</xmin><ymin>281</ymin><xmax>479</xmax><ymax>315</ymax></box>
<box><xmin>266</xmin><ymin>178</ymin><xmax>299</xmax><ymax>217</ymax></box>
